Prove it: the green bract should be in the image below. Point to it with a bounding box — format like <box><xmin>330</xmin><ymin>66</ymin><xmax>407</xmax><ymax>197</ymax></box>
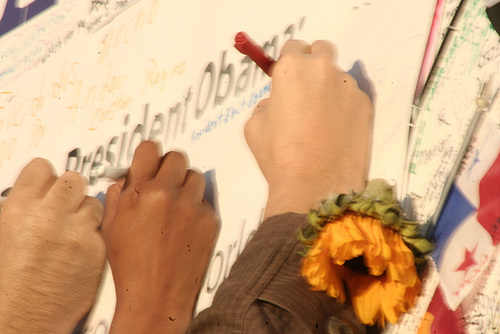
<box><xmin>300</xmin><ymin>179</ymin><xmax>434</xmax><ymax>265</ymax></box>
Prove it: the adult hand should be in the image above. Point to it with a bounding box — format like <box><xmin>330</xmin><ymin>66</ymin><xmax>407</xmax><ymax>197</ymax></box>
<box><xmin>245</xmin><ymin>40</ymin><xmax>373</xmax><ymax>218</ymax></box>
<box><xmin>102</xmin><ymin>141</ymin><xmax>219</xmax><ymax>333</ymax></box>
<box><xmin>0</xmin><ymin>158</ymin><xmax>106</xmax><ymax>333</ymax></box>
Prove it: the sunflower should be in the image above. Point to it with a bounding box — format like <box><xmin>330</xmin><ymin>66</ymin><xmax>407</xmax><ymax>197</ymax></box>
<box><xmin>300</xmin><ymin>180</ymin><xmax>433</xmax><ymax>328</ymax></box>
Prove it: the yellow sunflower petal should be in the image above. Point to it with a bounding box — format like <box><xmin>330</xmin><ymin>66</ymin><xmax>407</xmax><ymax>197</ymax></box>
<box><xmin>301</xmin><ymin>241</ymin><xmax>347</xmax><ymax>302</ymax></box>
<box><xmin>325</xmin><ymin>265</ymin><xmax>347</xmax><ymax>302</ymax></box>
<box><xmin>403</xmin><ymin>276</ymin><xmax>422</xmax><ymax>311</ymax></box>
<box><xmin>326</xmin><ymin>215</ymin><xmax>367</xmax><ymax>264</ymax></box>
<box><xmin>350</xmin><ymin>214</ymin><xmax>392</xmax><ymax>276</ymax></box>
<box><xmin>344</xmin><ymin>268</ymin><xmax>423</xmax><ymax>327</ymax></box>
<box><xmin>379</xmin><ymin>278</ymin><xmax>407</xmax><ymax>325</ymax></box>
<box><xmin>384</xmin><ymin>228</ymin><xmax>419</xmax><ymax>287</ymax></box>
<box><xmin>346</xmin><ymin>271</ymin><xmax>381</xmax><ymax>326</ymax></box>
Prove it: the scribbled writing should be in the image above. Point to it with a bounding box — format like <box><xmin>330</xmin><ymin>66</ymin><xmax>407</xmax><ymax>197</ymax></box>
<box><xmin>191</xmin><ymin>83</ymin><xmax>271</xmax><ymax>143</ymax></box>
<box><xmin>144</xmin><ymin>59</ymin><xmax>186</xmax><ymax>93</ymax></box>
<box><xmin>1</xmin><ymin>0</ymin><xmax>157</xmax><ymax>86</ymax></box>
<box><xmin>407</xmin><ymin>0</ymin><xmax>500</xmax><ymax>223</ymax></box>
<box><xmin>91</xmin><ymin>0</ymin><xmax>110</xmax><ymax>14</ymax></box>
<box><xmin>98</xmin><ymin>0</ymin><xmax>159</xmax><ymax>65</ymax></box>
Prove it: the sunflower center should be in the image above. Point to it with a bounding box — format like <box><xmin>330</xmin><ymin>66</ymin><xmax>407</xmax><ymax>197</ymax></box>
<box><xmin>344</xmin><ymin>256</ymin><xmax>369</xmax><ymax>275</ymax></box>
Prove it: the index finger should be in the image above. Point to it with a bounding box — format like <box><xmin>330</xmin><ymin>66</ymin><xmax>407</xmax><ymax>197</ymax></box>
<box><xmin>124</xmin><ymin>141</ymin><xmax>162</xmax><ymax>190</ymax></box>
<box><xmin>279</xmin><ymin>40</ymin><xmax>311</xmax><ymax>56</ymax></box>
<box><xmin>9</xmin><ymin>158</ymin><xmax>57</xmax><ymax>200</ymax></box>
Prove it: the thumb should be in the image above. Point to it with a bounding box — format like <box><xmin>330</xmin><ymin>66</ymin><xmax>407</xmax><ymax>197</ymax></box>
<box><xmin>244</xmin><ymin>98</ymin><xmax>269</xmax><ymax>150</ymax></box>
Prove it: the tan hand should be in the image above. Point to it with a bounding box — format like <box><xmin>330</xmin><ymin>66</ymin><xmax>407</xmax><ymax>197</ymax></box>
<box><xmin>245</xmin><ymin>40</ymin><xmax>373</xmax><ymax>218</ymax></box>
<box><xmin>102</xmin><ymin>141</ymin><xmax>219</xmax><ymax>333</ymax></box>
<box><xmin>0</xmin><ymin>158</ymin><xmax>105</xmax><ymax>333</ymax></box>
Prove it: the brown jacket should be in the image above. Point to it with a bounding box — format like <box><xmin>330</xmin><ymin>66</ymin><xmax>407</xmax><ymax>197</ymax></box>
<box><xmin>186</xmin><ymin>213</ymin><xmax>366</xmax><ymax>334</ymax></box>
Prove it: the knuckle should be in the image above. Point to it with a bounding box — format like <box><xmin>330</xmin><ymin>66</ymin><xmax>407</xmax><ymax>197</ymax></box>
<box><xmin>189</xmin><ymin>169</ymin><xmax>205</xmax><ymax>186</ymax></box>
<box><xmin>23</xmin><ymin>158</ymin><xmax>55</xmax><ymax>180</ymax></box>
<box><xmin>107</xmin><ymin>182</ymin><xmax>123</xmax><ymax>196</ymax></box>
<box><xmin>35</xmin><ymin>206</ymin><xmax>58</xmax><ymax>227</ymax></box>
<box><xmin>314</xmin><ymin>54</ymin><xmax>336</xmax><ymax>71</ymax></box>
<box><xmin>164</xmin><ymin>150</ymin><xmax>189</xmax><ymax>168</ymax></box>
<box><xmin>166</xmin><ymin>150</ymin><xmax>186</xmax><ymax>161</ymax></box>
<box><xmin>29</xmin><ymin>157</ymin><xmax>51</xmax><ymax>169</ymax></box>
<box><xmin>121</xmin><ymin>183</ymin><xmax>145</xmax><ymax>203</ymax></box>
<box><xmin>313</xmin><ymin>39</ymin><xmax>337</xmax><ymax>50</ymax></box>
<box><xmin>276</xmin><ymin>52</ymin><xmax>303</xmax><ymax>73</ymax></box>
<box><xmin>87</xmin><ymin>195</ymin><xmax>104</xmax><ymax>210</ymax></box>
<box><xmin>140</xmin><ymin>139</ymin><xmax>159</xmax><ymax>150</ymax></box>
<box><xmin>1</xmin><ymin>204</ymin><xmax>21</xmax><ymax>223</ymax></box>
<box><xmin>85</xmin><ymin>197</ymin><xmax>104</xmax><ymax>221</ymax></box>
<box><xmin>136</xmin><ymin>140</ymin><xmax>161</xmax><ymax>156</ymax></box>
<box><xmin>60</xmin><ymin>171</ymin><xmax>88</xmax><ymax>189</ymax></box>
<box><xmin>281</xmin><ymin>39</ymin><xmax>309</xmax><ymax>54</ymax></box>
<box><xmin>145</xmin><ymin>186</ymin><xmax>178</xmax><ymax>205</ymax></box>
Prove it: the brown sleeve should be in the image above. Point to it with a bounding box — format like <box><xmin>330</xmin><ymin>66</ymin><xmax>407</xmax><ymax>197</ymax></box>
<box><xmin>185</xmin><ymin>213</ymin><xmax>366</xmax><ymax>334</ymax></box>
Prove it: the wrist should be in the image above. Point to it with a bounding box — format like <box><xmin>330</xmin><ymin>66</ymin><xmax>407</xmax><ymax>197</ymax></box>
<box><xmin>111</xmin><ymin>294</ymin><xmax>194</xmax><ymax>334</ymax></box>
<box><xmin>265</xmin><ymin>188</ymin><xmax>318</xmax><ymax>219</ymax></box>
<box><xmin>265</xmin><ymin>176</ymin><xmax>365</xmax><ymax>219</ymax></box>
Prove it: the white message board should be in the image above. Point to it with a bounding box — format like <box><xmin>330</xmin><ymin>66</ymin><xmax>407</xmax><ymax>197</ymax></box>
<box><xmin>0</xmin><ymin>1</ymin><xmax>434</xmax><ymax>332</ymax></box>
